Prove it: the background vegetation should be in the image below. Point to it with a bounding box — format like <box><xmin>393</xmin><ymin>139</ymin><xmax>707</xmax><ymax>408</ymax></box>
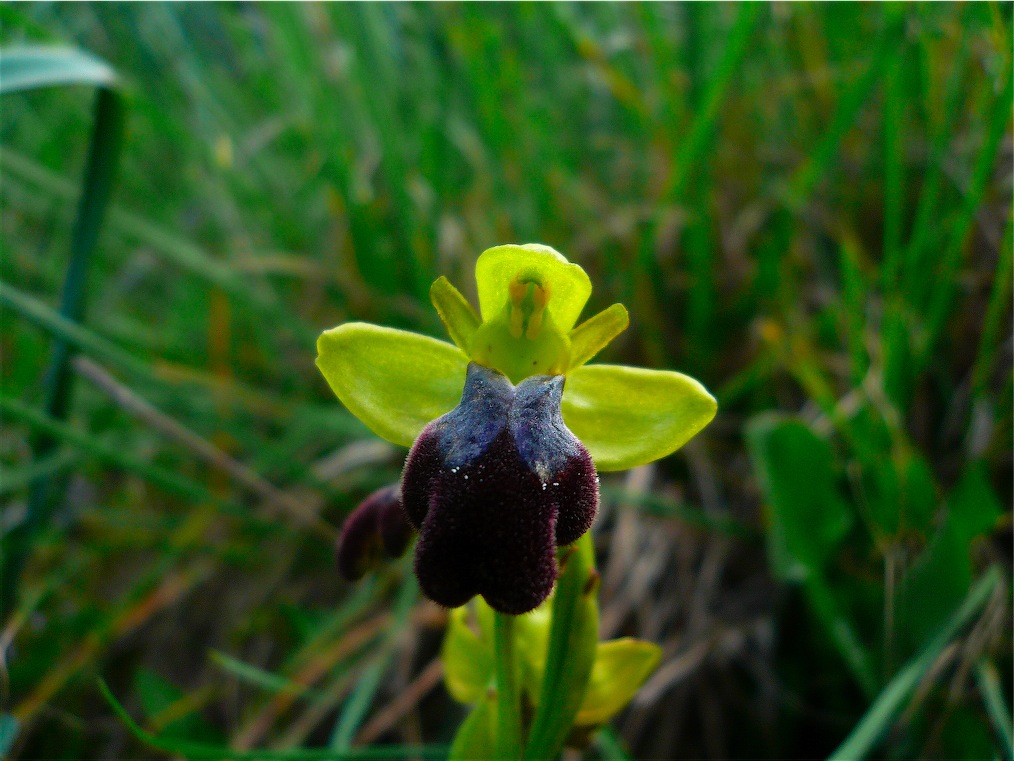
<box><xmin>1</xmin><ymin>3</ymin><xmax>1010</xmax><ymax>759</ymax></box>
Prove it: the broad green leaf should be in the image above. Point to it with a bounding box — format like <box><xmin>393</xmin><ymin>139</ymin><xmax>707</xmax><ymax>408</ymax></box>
<box><xmin>316</xmin><ymin>323</ymin><xmax>467</xmax><ymax>447</ymax></box>
<box><xmin>896</xmin><ymin>453</ymin><xmax>937</xmax><ymax>536</ymax></box>
<box><xmin>750</xmin><ymin>418</ymin><xmax>852</xmax><ymax>579</ymax></box>
<box><xmin>576</xmin><ymin>638</ymin><xmax>661</xmax><ymax>726</ymax></box>
<box><xmin>746</xmin><ymin>415</ymin><xmax>852</xmax><ymax>582</ymax></box>
<box><xmin>568</xmin><ymin>304</ymin><xmax>629</xmax><ymax>370</ymax></box>
<box><xmin>746</xmin><ymin>415</ymin><xmax>874</xmax><ymax>693</ymax></box>
<box><xmin>474</xmin><ymin>244</ymin><xmax>591</xmax><ymax>332</ymax></box>
<box><xmin>596</xmin><ymin>726</ymin><xmax>634</xmax><ymax>761</ymax></box>
<box><xmin>442</xmin><ymin>596</ymin><xmax>555</xmax><ymax>708</ymax></box>
<box><xmin>896</xmin><ymin>463</ymin><xmax>1001</xmax><ymax>651</ymax></box>
<box><xmin>448</xmin><ymin>693</ymin><xmax>496</xmax><ymax>761</ymax></box>
<box><xmin>857</xmin><ymin>430</ymin><xmax>937</xmax><ymax>538</ymax></box>
<box><xmin>946</xmin><ymin>461</ymin><xmax>1002</xmax><ymax>543</ymax></box>
<box><xmin>443</xmin><ymin>606</ymin><xmax>494</xmax><ymax>704</ymax></box>
<box><xmin>562</xmin><ymin>364</ymin><xmax>717</xmax><ymax>472</ymax></box>
<box><xmin>430</xmin><ymin>276</ymin><xmax>480</xmax><ymax>353</ymax></box>
<box><xmin>0</xmin><ymin>46</ymin><xmax>117</xmax><ymax>94</ymax></box>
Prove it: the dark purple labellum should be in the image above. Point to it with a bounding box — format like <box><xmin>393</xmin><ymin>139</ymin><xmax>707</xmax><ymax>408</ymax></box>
<box><xmin>336</xmin><ymin>484</ymin><xmax>414</xmax><ymax>581</ymax></box>
<box><xmin>401</xmin><ymin>363</ymin><xmax>598</xmax><ymax>614</ymax></box>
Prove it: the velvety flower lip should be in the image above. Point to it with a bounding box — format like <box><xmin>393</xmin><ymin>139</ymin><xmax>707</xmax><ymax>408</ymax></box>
<box><xmin>401</xmin><ymin>363</ymin><xmax>597</xmax><ymax>615</ymax></box>
<box><xmin>336</xmin><ymin>485</ymin><xmax>414</xmax><ymax>582</ymax></box>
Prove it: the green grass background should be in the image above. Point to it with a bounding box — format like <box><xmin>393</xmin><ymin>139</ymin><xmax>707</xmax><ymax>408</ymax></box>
<box><xmin>1</xmin><ymin>3</ymin><xmax>1011</xmax><ymax>759</ymax></box>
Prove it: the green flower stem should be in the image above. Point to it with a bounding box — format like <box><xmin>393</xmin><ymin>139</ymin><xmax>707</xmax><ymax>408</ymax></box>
<box><xmin>493</xmin><ymin>611</ymin><xmax>523</xmax><ymax>758</ymax></box>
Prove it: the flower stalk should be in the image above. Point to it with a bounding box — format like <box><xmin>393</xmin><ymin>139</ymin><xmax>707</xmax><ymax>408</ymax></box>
<box><xmin>493</xmin><ymin>611</ymin><xmax>523</xmax><ymax>758</ymax></box>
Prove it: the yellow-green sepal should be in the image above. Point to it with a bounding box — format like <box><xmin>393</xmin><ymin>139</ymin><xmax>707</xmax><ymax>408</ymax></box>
<box><xmin>315</xmin><ymin>322</ymin><xmax>467</xmax><ymax>447</ymax></box>
<box><xmin>443</xmin><ymin>596</ymin><xmax>558</xmax><ymax>710</ymax></box>
<box><xmin>474</xmin><ymin>244</ymin><xmax>591</xmax><ymax>332</ymax></box>
<box><xmin>567</xmin><ymin>303</ymin><xmax>629</xmax><ymax>370</ymax></box>
<box><xmin>562</xmin><ymin>364</ymin><xmax>717</xmax><ymax>471</ymax></box>
<box><xmin>576</xmin><ymin>638</ymin><xmax>662</xmax><ymax>726</ymax></box>
<box><xmin>431</xmin><ymin>276</ymin><xmax>481</xmax><ymax>353</ymax></box>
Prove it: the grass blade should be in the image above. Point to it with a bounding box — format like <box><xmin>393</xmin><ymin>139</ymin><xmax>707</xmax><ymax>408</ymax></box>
<box><xmin>210</xmin><ymin>650</ymin><xmax>329</xmax><ymax>703</ymax></box>
<box><xmin>920</xmin><ymin>66</ymin><xmax>1014</xmax><ymax>364</ymax></box>
<box><xmin>662</xmin><ymin>3</ymin><xmax>762</xmax><ymax>204</ymax></box>
<box><xmin>1</xmin><ymin>47</ymin><xmax>125</xmax><ymax>612</ymax></box>
<box><xmin>787</xmin><ymin>13</ymin><xmax>905</xmax><ymax>207</ymax></box>
<box><xmin>0</xmin><ymin>46</ymin><xmax>116</xmax><ymax>94</ymax></box>
<box><xmin>0</xmin><ymin>147</ymin><xmax>318</xmax><ymax>344</ymax></box>
<box><xmin>0</xmin><ymin>396</ymin><xmax>246</xmax><ymax>519</ymax></box>
<box><xmin>596</xmin><ymin>726</ymin><xmax>633</xmax><ymax>761</ymax></box>
<box><xmin>976</xmin><ymin>659</ymin><xmax>1014</xmax><ymax>761</ymax></box>
<box><xmin>99</xmin><ymin>679</ymin><xmax>447</xmax><ymax>760</ymax></box>
<box><xmin>0</xmin><ymin>279</ymin><xmax>154</xmax><ymax>382</ymax></box>
<box><xmin>881</xmin><ymin>48</ymin><xmax>905</xmax><ymax>288</ymax></box>
<box><xmin>329</xmin><ymin>573</ymin><xmax>418</xmax><ymax>750</ymax></box>
<box><xmin>828</xmin><ymin>566</ymin><xmax>1002</xmax><ymax>761</ymax></box>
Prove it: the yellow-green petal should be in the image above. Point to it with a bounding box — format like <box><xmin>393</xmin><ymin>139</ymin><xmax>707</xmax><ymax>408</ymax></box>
<box><xmin>576</xmin><ymin>638</ymin><xmax>661</xmax><ymax>726</ymax></box>
<box><xmin>316</xmin><ymin>323</ymin><xmax>467</xmax><ymax>447</ymax></box>
<box><xmin>431</xmin><ymin>276</ymin><xmax>481</xmax><ymax>353</ymax></box>
<box><xmin>474</xmin><ymin>244</ymin><xmax>592</xmax><ymax>332</ymax></box>
<box><xmin>567</xmin><ymin>303</ymin><xmax>629</xmax><ymax>370</ymax></box>
<box><xmin>562</xmin><ymin>364</ymin><xmax>717</xmax><ymax>471</ymax></box>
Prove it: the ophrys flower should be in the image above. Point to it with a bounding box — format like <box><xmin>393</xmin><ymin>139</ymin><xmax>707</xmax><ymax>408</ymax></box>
<box><xmin>317</xmin><ymin>244</ymin><xmax>716</xmax><ymax>613</ymax></box>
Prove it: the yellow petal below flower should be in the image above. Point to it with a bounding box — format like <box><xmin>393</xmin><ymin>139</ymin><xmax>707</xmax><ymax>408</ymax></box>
<box><xmin>575</xmin><ymin>638</ymin><xmax>662</xmax><ymax>726</ymax></box>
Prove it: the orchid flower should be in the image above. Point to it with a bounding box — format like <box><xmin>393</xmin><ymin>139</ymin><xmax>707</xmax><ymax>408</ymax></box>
<box><xmin>317</xmin><ymin>244</ymin><xmax>716</xmax><ymax>614</ymax></box>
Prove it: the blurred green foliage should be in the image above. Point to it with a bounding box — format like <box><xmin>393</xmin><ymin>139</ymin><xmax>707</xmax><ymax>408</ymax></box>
<box><xmin>0</xmin><ymin>3</ymin><xmax>1010</xmax><ymax>760</ymax></box>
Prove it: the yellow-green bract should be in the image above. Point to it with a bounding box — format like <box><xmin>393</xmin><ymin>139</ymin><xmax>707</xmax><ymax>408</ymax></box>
<box><xmin>316</xmin><ymin>243</ymin><xmax>717</xmax><ymax>472</ymax></box>
<box><xmin>442</xmin><ymin>593</ymin><xmax>662</xmax><ymax>731</ymax></box>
